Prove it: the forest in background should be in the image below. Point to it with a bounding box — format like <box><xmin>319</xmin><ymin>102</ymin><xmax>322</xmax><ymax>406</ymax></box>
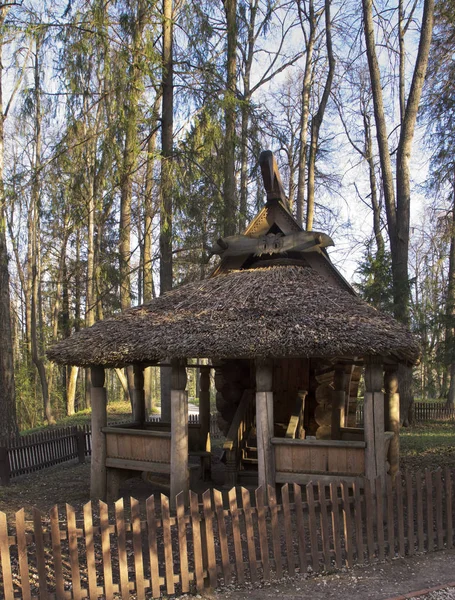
<box><xmin>0</xmin><ymin>0</ymin><xmax>452</xmax><ymax>436</ymax></box>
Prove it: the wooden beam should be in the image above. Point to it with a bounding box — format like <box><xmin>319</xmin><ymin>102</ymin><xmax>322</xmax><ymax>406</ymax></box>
<box><xmin>331</xmin><ymin>366</ymin><xmax>346</xmax><ymax>440</ymax></box>
<box><xmin>384</xmin><ymin>367</ymin><xmax>400</xmax><ymax>478</ymax></box>
<box><xmin>132</xmin><ymin>364</ymin><xmax>146</xmax><ymax>425</ymax></box>
<box><xmin>170</xmin><ymin>359</ymin><xmax>189</xmax><ymax>507</ymax></box>
<box><xmin>364</xmin><ymin>359</ymin><xmax>385</xmax><ymax>484</ymax></box>
<box><xmin>90</xmin><ymin>366</ymin><xmax>107</xmax><ymax>501</ymax></box>
<box><xmin>256</xmin><ymin>359</ymin><xmax>275</xmax><ymax>491</ymax></box>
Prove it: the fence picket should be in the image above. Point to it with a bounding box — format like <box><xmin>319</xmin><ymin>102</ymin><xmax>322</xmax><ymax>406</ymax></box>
<box><xmin>375</xmin><ymin>476</ymin><xmax>385</xmax><ymax>560</ymax></box>
<box><xmin>67</xmin><ymin>503</ymin><xmax>82</xmax><ymax>600</ymax></box>
<box><xmin>268</xmin><ymin>484</ymin><xmax>283</xmax><ymax>578</ymax></box>
<box><xmin>329</xmin><ymin>482</ymin><xmax>342</xmax><ymax>568</ymax></box>
<box><xmin>306</xmin><ymin>482</ymin><xmax>320</xmax><ymax>570</ymax></box>
<box><xmin>146</xmin><ymin>496</ymin><xmax>161</xmax><ymax>599</ymax></box>
<box><xmin>435</xmin><ymin>470</ymin><xmax>444</xmax><ymax>550</ymax></box>
<box><xmin>341</xmin><ymin>481</ymin><xmax>353</xmax><ymax>567</ymax></box>
<box><xmin>228</xmin><ymin>487</ymin><xmax>245</xmax><ymax>584</ymax></box>
<box><xmin>32</xmin><ymin>507</ymin><xmax>48</xmax><ymax>599</ymax></box>
<box><xmin>202</xmin><ymin>489</ymin><xmax>217</xmax><ymax>589</ymax></box>
<box><xmin>16</xmin><ymin>509</ymin><xmax>32</xmax><ymax>600</ymax></box>
<box><xmin>415</xmin><ymin>472</ymin><xmax>425</xmax><ymax>552</ymax></box>
<box><xmin>241</xmin><ymin>487</ymin><xmax>258</xmax><ymax>582</ymax></box>
<box><xmin>131</xmin><ymin>497</ymin><xmax>146</xmax><ymax>600</ymax></box>
<box><xmin>190</xmin><ymin>490</ymin><xmax>205</xmax><ymax>592</ymax></box>
<box><xmin>0</xmin><ymin>511</ymin><xmax>14</xmax><ymax>600</ymax></box>
<box><xmin>99</xmin><ymin>501</ymin><xmax>114</xmax><ymax>600</ymax></box>
<box><xmin>425</xmin><ymin>470</ymin><xmax>434</xmax><ymax>551</ymax></box>
<box><xmin>255</xmin><ymin>486</ymin><xmax>271</xmax><ymax>580</ymax></box>
<box><xmin>353</xmin><ymin>480</ymin><xmax>364</xmax><ymax>563</ymax></box>
<box><xmin>445</xmin><ymin>467</ymin><xmax>453</xmax><ymax>549</ymax></box>
<box><xmin>396</xmin><ymin>473</ymin><xmax>405</xmax><ymax>556</ymax></box>
<box><xmin>214</xmin><ymin>488</ymin><xmax>231</xmax><ymax>585</ymax></box>
<box><xmin>386</xmin><ymin>476</ymin><xmax>395</xmax><ymax>557</ymax></box>
<box><xmin>176</xmin><ymin>492</ymin><xmax>190</xmax><ymax>593</ymax></box>
<box><xmin>405</xmin><ymin>473</ymin><xmax>414</xmax><ymax>556</ymax></box>
<box><xmin>49</xmin><ymin>505</ymin><xmax>64</xmax><ymax>600</ymax></box>
<box><xmin>161</xmin><ymin>494</ymin><xmax>175</xmax><ymax>595</ymax></box>
<box><xmin>318</xmin><ymin>481</ymin><xmax>331</xmax><ymax>570</ymax></box>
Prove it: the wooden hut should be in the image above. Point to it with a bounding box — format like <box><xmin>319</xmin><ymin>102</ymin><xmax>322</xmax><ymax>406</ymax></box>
<box><xmin>48</xmin><ymin>151</ymin><xmax>419</xmax><ymax>503</ymax></box>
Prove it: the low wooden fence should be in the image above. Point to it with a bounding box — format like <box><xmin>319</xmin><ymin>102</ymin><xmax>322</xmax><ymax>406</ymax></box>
<box><xmin>0</xmin><ymin>426</ymin><xmax>91</xmax><ymax>485</ymax></box>
<box><xmin>0</xmin><ymin>468</ymin><xmax>453</xmax><ymax>598</ymax></box>
<box><xmin>0</xmin><ymin>414</ymin><xmax>222</xmax><ymax>485</ymax></box>
<box><xmin>356</xmin><ymin>401</ymin><xmax>455</xmax><ymax>425</ymax></box>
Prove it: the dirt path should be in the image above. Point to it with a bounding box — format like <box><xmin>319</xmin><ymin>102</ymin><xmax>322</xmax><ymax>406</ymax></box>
<box><xmin>210</xmin><ymin>550</ymin><xmax>455</xmax><ymax>600</ymax></box>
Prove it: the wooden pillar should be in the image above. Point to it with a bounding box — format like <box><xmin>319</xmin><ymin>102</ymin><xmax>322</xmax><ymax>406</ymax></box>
<box><xmin>132</xmin><ymin>364</ymin><xmax>146</xmax><ymax>425</ymax></box>
<box><xmin>256</xmin><ymin>358</ymin><xmax>275</xmax><ymax>490</ymax></box>
<box><xmin>384</xmin><ymin>366</ymin><xmax>400</xmax><ymax>478</ymax></box>
<box><xmin>170</xmin><ymin>359</ymin><xmax>188</xmax><ymax>507</ymax></box>
<box><xmin>331</xmin><ymin>365</ymin><xmax>346</xmax><ymax>440</ymax></box>
<box><xmin>90</xmin><ymin>366</ymin><xmax>107</xmax><ymax>500</ymax></box>
<box><xmin>364</xmin><ymin>358</ymin><xmax>385</xmax><ymax>483</ymax></box>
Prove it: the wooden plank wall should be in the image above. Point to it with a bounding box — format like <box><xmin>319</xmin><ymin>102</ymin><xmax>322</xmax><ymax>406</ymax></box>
<box><xmin>0</xmin><ymin>469</ymin><xmax>453</xmax><ymax>599</ymax></box>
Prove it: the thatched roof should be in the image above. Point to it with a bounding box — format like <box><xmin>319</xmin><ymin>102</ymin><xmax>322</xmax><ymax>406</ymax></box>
<box><xmin>47</xmin><ymin>265</ymin><xmax>419</xmax><ymax>367</ymax></box>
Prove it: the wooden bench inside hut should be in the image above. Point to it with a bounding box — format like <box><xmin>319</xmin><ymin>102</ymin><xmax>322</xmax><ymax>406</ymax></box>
<box><xmin>48</xmin><ymin>151</ymin><xmax>419</xmax><ymax>504</ymax></box>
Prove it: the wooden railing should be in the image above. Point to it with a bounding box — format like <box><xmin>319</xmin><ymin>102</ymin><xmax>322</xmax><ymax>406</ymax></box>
<box><xmin>0</xmin><ymin>468</ymin><xmax>453</xmax><ymax>599</ymax></box>
<box><xmin>223</xmin><ymin>389</ymin><xmax>255</xmax><ymax>486</ymax></box>
<box><xmin>103</xmin><ymin>426</ymin><xmax>172</xmax><ymax>472</ymax></box>
<box><xmin>273</xmin><ymin>437</ymin><xmax>366</xmax><ymax>483</ymax></box>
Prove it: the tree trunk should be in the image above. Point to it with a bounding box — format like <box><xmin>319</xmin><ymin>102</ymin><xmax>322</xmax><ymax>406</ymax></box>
<box><xmin>160</xmin><ymin>0</ymin><xmax>175</xmax><ymax>421</ymax></box>
<box><xmin>0</xmin><ymin>7</ymin><xmax>17</xmax><ymax>440</ymax></box>
<box><xmin>296</xmin><ymin>0</ymin><xmax>316</xmax><ymax>227</ymax></box>
<box><xmin>30</xmin><ymin>33</ymin><xmax>54</xmax><ymax>426</ymax></box>
<box><xmin>446</xmin><ymin>184</ymin><xmax>455</xmax><ymax>407</ymax></box>
<box><xmin>67</xmin><ymin>366</ymin><xmax>79</xmax><ymax>416</ymax></box>
<box><xmin>306</xmin><ymin>0</ymin><xmax>335</xmax><ymax>231</ymax></box>
<box><xmin>222</xmin><ymin>0</ymin><xmax>237</xmax><ymax>237</ymax></box>
<box><xmin>362</xmin><ymin>0</ymin><xmax>434</xmax><ymax>423</ymax></box>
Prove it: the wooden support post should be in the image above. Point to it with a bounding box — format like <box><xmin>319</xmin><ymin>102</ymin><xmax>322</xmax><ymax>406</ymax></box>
<box><xmin>364</xmin><ymin>359</ymin><xmax>385</xmax><ymax>484</ymax></box>
<box><xmin>170</xmin><ymin>359</ymin><xmax>189</xmax><ymax>507</ymax></box>
<box><xmin>0</xmin><ymin>446</ymin><xmax>10</xmax><ymax>485</ymax></box>
<box><xmin>199</xmin><ymin>366</ymin><xmax>211</xmax><ymax>480</ymax></box>
<box><xmin>256</xmin><ymin>359</ymin><xmax>275</xmax><ymax>491</ymax></box>
<box><xmin>331</xmin><ymin>366</ymin><xmax>346</xmax><ymax>440</ymax></box>
<box><xmin>76</xmin><ymin>428</ymin><xmax>86</xmax><ymax>464</ymax></box>
<box><xmin>90</xmin><ymin>366</ymin><xmax>107</xmax><ymax>500</ymax></box>
<box><xmin>384</xmin><ymin>367</ymin><xmax>400</xmax><ymax>478</ymax></box>
<box><xmin>132</xmin><ymin>364</ymin><xmax>146</xmax><ymax>425</ymax></box>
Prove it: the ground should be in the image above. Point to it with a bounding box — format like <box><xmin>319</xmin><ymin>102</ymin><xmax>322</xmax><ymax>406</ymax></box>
<box><xmin>210</xmin><ymin>550</ymin><xmax>455</xmax><ymax>600</ymax></box>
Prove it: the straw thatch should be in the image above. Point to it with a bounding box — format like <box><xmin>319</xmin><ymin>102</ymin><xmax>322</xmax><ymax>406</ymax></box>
<box><xmin>47</xmin><ymin>265</ymin><xmax>419</xmax><ymax>367</ymax></box>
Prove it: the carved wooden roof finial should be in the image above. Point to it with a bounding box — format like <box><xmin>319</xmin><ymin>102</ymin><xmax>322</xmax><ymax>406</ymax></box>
<box><xmin>259</xmin><ymin>150</ymin><xmax>287</xmax><ymax>203</ymax></box>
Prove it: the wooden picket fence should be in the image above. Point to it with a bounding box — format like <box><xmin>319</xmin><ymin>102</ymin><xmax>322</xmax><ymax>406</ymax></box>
<box><xmin>0</xmin><ymin>468</ymin><xmax>453</xmax><ymax>599</ymax></box>
<box><xmin>0</xmin><ymin>426</ymin><xmax>91</xmax><ymax>485</ymax></box>
<box><xmin>413</xmin><ymin>402</ymin><xmax>455</xmax><ymax>421</ymax></box>
<box><xmin>356</xmin><ymin>401</ymin><xmax>455</xmax><ymax>425</ymax></box>
<box><xmin>0</xmin><ymin>415</ymin><xmax>222</xmax><ymax>485</ymax></box>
